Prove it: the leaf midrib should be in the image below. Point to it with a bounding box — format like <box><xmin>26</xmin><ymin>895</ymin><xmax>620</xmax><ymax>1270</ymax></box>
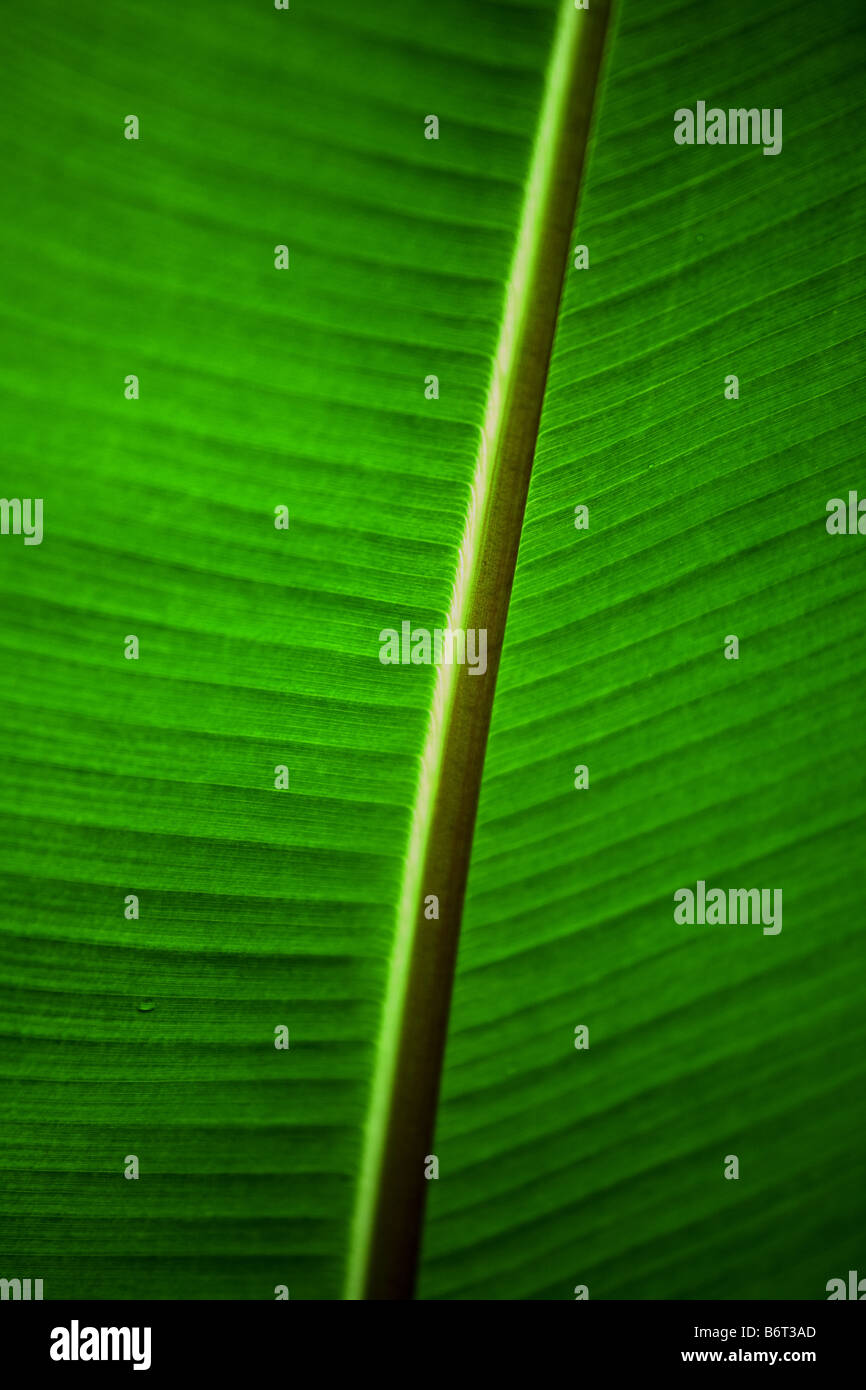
<box><xmin>345</xmin><ymin>0</ymin><xmax>613</xmax><ymax>1300</ymax></box>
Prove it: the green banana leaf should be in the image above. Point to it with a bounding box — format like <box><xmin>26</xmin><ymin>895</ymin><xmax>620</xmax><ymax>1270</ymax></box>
<box><xmin>1</xmin><ymin>0</ymin><xmax>864</xmax><ymax>1302</ymax></box>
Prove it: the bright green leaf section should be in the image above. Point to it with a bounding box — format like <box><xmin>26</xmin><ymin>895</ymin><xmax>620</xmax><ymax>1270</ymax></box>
<box><xmin>0</xmin><ymin>0</ymin><xmax>561</xmax><ymax>1298</ymax></box>
<box><xmin>420</xmin><ymin>0</ymin><xmax>866</xmax><ymax>1299</ymax></box>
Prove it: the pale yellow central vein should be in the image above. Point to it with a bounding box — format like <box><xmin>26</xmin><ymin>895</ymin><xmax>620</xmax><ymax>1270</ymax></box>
<box><xmin>343</xmin><ymin>0</ymin><xmax>589</xmax><ymax>1300</ymax></box>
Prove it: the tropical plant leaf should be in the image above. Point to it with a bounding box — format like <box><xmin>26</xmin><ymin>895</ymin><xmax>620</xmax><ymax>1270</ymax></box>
<box><xmin>418</xmin><ymin>0</ymin><xmax>866</xmax><ymax>1300</ymax></box>
<box><xmin>2</xmin><ymin>0</ymin><xmax>864</xmax><ymax>1305</ymax></box>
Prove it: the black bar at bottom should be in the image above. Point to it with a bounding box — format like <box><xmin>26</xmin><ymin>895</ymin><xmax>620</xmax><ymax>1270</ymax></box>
<box><xmin>1</xmin><ymin>1299</ymin><xmax>862</xmax><ymax>1376</ymax></box>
